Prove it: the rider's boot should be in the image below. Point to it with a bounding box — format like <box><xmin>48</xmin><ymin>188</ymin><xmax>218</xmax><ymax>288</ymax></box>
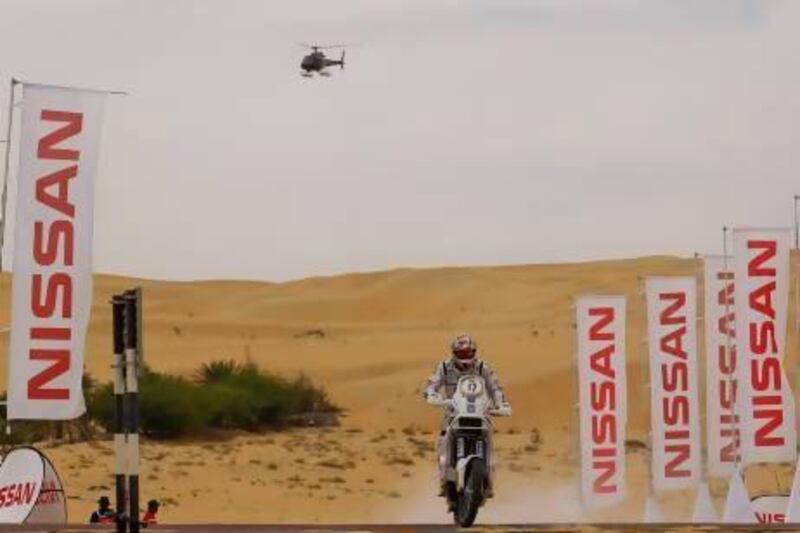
<box><xmin>445</xmin><ymin>483</ymin><xmax>456</xmax><ymax>512</ymax></box>
<box><xmin>437</xmin><ymin>432</ymin><xmax>448</xmax><ymax>497</ymax></box>
<box><xmin>485</xmin><ymin>453</ymin><xmax>495</xmax><ymax>498</ymax></box>
<box><xmin>437</xmin><ymin>464</ymin><xmax>447</xmax><ymax>497</ymax></box>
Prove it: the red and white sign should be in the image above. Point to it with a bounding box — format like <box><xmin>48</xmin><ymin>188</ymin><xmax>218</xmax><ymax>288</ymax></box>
<box><xmin>25</xmin><ymin>453</ymin><xmax>67</xmax><ymax>524</ymax></box>
<box><xmin>8</xmin><ymin>83</ymin><xmax>106</xmax><ymax>420</ymax></box>
<box><xmin>575</xmin><ymin>296</ymin><xmax>627</xmax><ymax>508</ymax></box>
<box><xmin>733</xmin><ymin>228</ymin><xmax>796</xmax><ymax>465</ymax></box>
<box><xmin>0</xmin><ymin>448</ymin><xmax>44</xmax><ymax>524</ymax></box>
<box><xmin>0</xmin><ymin>447</ymin><xmax>66</xmax><ymax>525</ymax></box>
<box><xmin>752</xmin><ymin>494</ymin><xmax>788</xmax><ymax>524</ymax></box>
<box><xmin>645</xmin><ymin>277</ymin><xmax>701</xmax><ymax>490</ymax></box>
<box><xmin>703</xmin><ymin>256</ymin><xmax>739</xmax><ymax>476</ymax></box>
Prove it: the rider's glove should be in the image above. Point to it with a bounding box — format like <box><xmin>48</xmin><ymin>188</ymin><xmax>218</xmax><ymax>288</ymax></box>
<box><xmin>425</xmin><ymin>391</ymin><xmax>443</xmax><ymax>405</ymax></box>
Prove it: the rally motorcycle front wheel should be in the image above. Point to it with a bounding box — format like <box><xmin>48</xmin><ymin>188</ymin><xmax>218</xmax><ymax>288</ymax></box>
<box><xmin>454</xmin><ymin>459</ymin><xmax>485</xmax><ymax>527</ymax></box>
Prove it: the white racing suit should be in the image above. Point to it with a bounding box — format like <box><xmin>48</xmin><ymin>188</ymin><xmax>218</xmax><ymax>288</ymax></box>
<box><xmin>423</xmin><ymin>358</ymin><xmax>508</xmax><ymax>495</ymax></box>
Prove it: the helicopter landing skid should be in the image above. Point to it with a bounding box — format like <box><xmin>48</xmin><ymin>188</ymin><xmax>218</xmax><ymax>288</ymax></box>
<box><xmin>319</xmin><ymin>70</ymin><xmax>331</xmax><ymax>77</ymax></box>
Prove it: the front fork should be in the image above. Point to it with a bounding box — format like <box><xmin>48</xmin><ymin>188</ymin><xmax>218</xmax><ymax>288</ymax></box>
<box><xmin>438</xmin><ymin>431</ymin><xmax>495</xmax><ymax>495</ymax></box>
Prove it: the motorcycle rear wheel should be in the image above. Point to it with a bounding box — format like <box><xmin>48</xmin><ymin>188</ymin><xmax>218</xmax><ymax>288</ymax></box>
<box><xmin>453</xmin><ymin>459</ymin><xmax>485</xmax><ymax>527</ymax></box>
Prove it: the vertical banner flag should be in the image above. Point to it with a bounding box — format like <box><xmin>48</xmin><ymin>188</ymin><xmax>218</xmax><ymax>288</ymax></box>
<box><xmin>733</xmin><ymin>228</ymin><xmax>796</xmax><ymax>465</ymax></box>
<box><xmin>576</xmin><ymin>296</ymin><xmax>627</xmax><ymax>508</ymax></box>
<box><xmin>646</xmin><ymin>277</ymin><xmax>701</xmax><ymax>490</ymax></box>
<box><xmin>8</xmin><ymin>83</ymin><xmax>106</xmax><ymax>419</ymax></box>
<box><xmin>703</xmin><ymin>256</ymin><xmax>739</xmax><ymax>476</ymax></box>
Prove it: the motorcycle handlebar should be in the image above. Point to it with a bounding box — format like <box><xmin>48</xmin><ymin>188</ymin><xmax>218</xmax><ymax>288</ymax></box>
<box><xmin>427</xmin><ymin>393</ymin><xmax>511</xmax><ymax>416</ymax></box>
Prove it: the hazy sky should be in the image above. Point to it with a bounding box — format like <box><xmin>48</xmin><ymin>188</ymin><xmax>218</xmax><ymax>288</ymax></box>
<box><xmin>0</xmin><ymin>0</ymin><xmax>798</xmax><ymax>281</ymax></box>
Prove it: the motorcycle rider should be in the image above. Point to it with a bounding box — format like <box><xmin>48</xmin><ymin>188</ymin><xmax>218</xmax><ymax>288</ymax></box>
<box><xmin>423</xmin><ymin>333</ymin><xmax>511</xmax><ymax>497</ymax></box>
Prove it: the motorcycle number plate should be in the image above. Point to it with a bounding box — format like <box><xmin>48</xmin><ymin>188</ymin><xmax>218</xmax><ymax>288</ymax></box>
<box><xmin>460</xmin><ymin>377</ymin><xmax>483</xmax><ymax>397</ymax></box>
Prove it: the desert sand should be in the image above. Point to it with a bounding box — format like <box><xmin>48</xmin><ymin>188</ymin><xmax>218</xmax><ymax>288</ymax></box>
<box><xmin>0</xmin><ymin>254</ymin><xmax>798</xmax><ymax>524</ymax></box>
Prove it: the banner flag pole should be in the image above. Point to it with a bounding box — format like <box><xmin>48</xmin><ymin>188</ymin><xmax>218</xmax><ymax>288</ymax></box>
<box><xmin>721</xmin><ymin>225</ymin><xmax>746</xmax><ymax>523</ymax></box>
<box><xmin>794</xmin><ymin>244</ymin><xmax>800</xmax><ymax>431</ymax></box>
<box><xmin>569</xmin><ymin>298</ymin><xmax>584</xmax><ymax>520</ymax></box>
<box><xmin>0</xmin><ymin>77</ymin><xmax>18</xmax><ymax>273</ymax></box>
<box><xmin>695</xmin><ymin>255</ymin><xmax>705</xmax><ymax>482</ymax></box>
<box><xmin>638</xmin><ymin>276</ymin><xmax>662</xmax><ymax>514</ymax></box>
<box><xmin>640</xmin><ymin>277</ymin><xmax>655</xmax><ymax>501</ymax></box>
<box><xmin>721</xmin><ymin>227</ymin><xmax>740</xmax><ymax>473</ymax></box>
<box><xmin>693</xmin><ymin>255</ymin><xmax>718</xmax><ymax>522</ymax></box>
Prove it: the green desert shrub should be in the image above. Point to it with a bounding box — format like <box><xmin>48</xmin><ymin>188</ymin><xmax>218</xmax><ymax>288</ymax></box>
<box><xmin>198</xmin><ymin>361</ymin><xmax>338</xmax><ymax>428</ymax></box>
<box><xmin>137</xmin><ymin>371</ymin><xmax>208</xmax><ymax>438</ymax></box>
<box><xmin>86</xmin><ymin>368</ymin><xmax>206</xmax><ymax>438</ymax></box>
<box><xmin>202</xmin><ymin>381</ymin><xmax>262</xmax><ymax>429</ymax></box>
<box><xmin>83</xmin><ymin>360</ymin><xmax>339</xmax><ymax>439</ymax></box>
<box><xmin>195</xmin><ymin>359</ymin><xmax>240</xmax><ymax>384</ymax></box>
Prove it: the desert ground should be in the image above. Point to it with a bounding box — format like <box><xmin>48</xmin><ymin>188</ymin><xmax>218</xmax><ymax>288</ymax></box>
<box><xmin>0</xmin><ymin>254</ymin><xmax>799</xmax><ymax>524</ymax></box>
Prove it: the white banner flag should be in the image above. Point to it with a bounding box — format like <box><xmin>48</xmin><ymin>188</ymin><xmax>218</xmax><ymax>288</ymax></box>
<box><xmin>8</xmin><ymin>83</ymin><xmax>106</xmax><ymax>420</ymax></box>
<box><xmin>703</xmin><ymin>256</ymin><xmax>739</xmax><ymax>476</ymax></box>
<box><xmin>733</xmin><ymin>228</ymin><xmax>796</xmax><ymax>465</ymax></box>
<box><xmin>646</xmin><ymin>277</ymin><xmax>701</xmax><ymax>490</ymax></box>
<box><xmin>576</xmin><ymin>296</ymin><xmax>627</xmax><ymax>508</ymax></box>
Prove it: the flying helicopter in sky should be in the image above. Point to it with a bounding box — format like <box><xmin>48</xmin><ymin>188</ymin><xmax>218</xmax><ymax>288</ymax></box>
<box><xmin>299</xmin><ymin>44</ymin><xmax>346</xmax><ymax>77</ymax></box>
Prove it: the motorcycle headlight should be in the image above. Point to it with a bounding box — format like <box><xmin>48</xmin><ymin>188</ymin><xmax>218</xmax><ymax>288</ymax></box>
<box><xmin>459</xmin><ymin>377</ymin><xmax>484</xmax><ymax>398</ymax></box>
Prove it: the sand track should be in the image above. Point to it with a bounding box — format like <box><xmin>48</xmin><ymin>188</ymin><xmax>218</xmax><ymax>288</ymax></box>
<box><xmin>2</xmin><ymin>255</ymin><xmax>799</xmax><ymax>523</ymax></box>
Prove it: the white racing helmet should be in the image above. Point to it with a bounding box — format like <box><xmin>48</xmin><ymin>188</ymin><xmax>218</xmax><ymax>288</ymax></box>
<box><xmin>450</xmin><ymin>333</ymin><xmax>478</xmax><ymax>370</ymax></box>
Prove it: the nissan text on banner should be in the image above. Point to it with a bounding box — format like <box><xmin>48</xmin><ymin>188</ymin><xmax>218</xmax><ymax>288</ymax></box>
<box><xmin>645</xmin><ymin>277</ymin><xmax>701</xmax><ymax>490</ymax></box>
<box><xmin>575</xmin><ymin>295</ymin><xmax>627</xmax><ymax>509</ymax></box>
<box><xmin>703</xmin><ymin>256</ymin><xmax>738</xmax><ymax>477</ymax></box>
<box><xmin>732</xmin><ymin>227</ymin><xmax>796</xmax><ymax>465</ymax></box>
<box><xmin>8</xmin><ymin>83</ymin><xmax>107</xmax><ymax>420</ymax></box>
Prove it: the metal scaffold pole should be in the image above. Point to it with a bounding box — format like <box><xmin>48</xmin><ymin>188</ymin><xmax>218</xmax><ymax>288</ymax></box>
<box><xmin>112</xmin><ymin>295</ymin><xmax>127</xmax><ymax>532</ymax></box>
<box><xmin>124</xmin><ymin>290</ymin><xmax>141</xmax><ymax>533</ymax></box>
<box><xmin>111</xmin><ymin>288</ymin><xmax>143</xmax><ymax>532</ymax></box>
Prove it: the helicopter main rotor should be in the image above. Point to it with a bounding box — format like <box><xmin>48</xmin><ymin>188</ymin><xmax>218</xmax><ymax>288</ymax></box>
<box><xmin>297</xmin><ymin>43</ymin><xmax>348</xmax><ymax>51</ymax></box>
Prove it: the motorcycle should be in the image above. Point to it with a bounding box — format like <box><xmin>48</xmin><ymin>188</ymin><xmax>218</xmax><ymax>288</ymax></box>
<box><xmin>427</xmin><ymin>375</ymin><xmax>511</xmax><ymax>527</ymax></box>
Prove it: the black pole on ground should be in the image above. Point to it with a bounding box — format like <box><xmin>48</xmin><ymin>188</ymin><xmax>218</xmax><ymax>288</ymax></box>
<box><xmin>112</xmin><ymin>295</ymin><xmax>128</xmax><ymax>532</ymax></box>
<box><xmin>124</xmin><ymin>290</ymin><xmax>141</xmax><ymax>533</ymax></box>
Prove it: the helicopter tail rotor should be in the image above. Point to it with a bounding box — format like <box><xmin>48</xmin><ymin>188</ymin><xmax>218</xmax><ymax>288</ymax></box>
<box><xmin>340</xmin><ymin>50</ymin><xmax>345</xmax><ymax>69</ymax></box>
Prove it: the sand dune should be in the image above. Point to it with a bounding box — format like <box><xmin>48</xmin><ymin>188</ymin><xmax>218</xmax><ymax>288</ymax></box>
<box><xmin>1</xmin><ymin>254</ymin><xmax>799</xmax><ymax>523</ymax></box>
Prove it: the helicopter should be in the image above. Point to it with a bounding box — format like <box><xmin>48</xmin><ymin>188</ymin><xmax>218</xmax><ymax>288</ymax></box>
<box><xmin>299</xmin><ymin>44</ymin><xmax>346</xmax><ymax>77</ymax></box>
